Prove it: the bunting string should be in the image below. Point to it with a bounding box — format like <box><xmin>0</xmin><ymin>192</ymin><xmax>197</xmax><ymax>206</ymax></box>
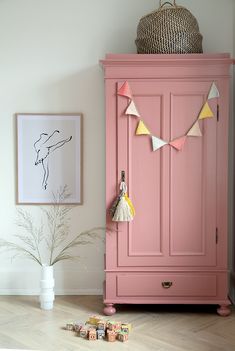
<box><xmin>118</xmin><ymin>81</ymin><xmax>219</xmax><ymax>152</ymax></box>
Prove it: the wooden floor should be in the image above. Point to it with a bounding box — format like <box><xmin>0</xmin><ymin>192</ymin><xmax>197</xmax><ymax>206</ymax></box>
<box><xmin>0</xmin><ymin>296</ymin><xmax>234</xmax><ymax>351</ymax></box>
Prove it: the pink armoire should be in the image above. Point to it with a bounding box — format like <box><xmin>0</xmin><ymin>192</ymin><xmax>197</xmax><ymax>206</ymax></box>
<box><xmin>101</xmin><ymin>53</ymin><xmax>234</xmax><ymax>316</ymax></box>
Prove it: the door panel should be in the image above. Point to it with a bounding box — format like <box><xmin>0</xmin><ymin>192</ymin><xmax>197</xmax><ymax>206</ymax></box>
<box><xmin>130</xmin><ymin>95</ymin><xmax>163</xmax><ymax>255</ymax></box>
<box><xmin>117</xmin><ymin>81</ymin><xmax>217</xmax><ymax>267</ymax></box>
<box><xmin>117</xmin><ymin>81</ymin><xmax>169</xmax><ymax>266</ymax></box>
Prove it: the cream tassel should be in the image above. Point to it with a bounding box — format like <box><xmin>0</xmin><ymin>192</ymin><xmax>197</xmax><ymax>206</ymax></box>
<box><xmin>112</xmin><ymin>196</ymin><xmax>133</xmax><ymax>222</ymax></box>
<box><xmin>112</xmin><ymin>182</ymin><xmax>134</xmax><ymax>222</ymax></box>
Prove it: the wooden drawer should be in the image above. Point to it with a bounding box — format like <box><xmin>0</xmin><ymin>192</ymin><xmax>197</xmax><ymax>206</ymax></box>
<box><xmin>116</xmin><ymin>273</ymin><xmax>217</xmax><ymax>297</ymax></box>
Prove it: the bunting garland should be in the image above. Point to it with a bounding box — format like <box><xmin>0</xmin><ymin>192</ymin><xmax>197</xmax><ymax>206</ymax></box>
<box><xmin>117</xmin><ymin>81</ymin><xmax>219</xmax><ymax>152</ymax></box>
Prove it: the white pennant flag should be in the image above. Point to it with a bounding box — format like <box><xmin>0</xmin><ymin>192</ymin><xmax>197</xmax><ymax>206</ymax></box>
<box><xmin>125</xmin><ymin>100</ymin><xmax>141</xmax><ymax>117</ymax></box>
<box><xmin>208</xmin><ymin>82</ymin><xmax>220</xmax><ymax>100</ymax></box>
<box><xmin>187</xmin><ymin>120</ymin><xmax>202</xmax><ymax>137</ymax></box>
<box><xmin>152</xmin><ymin>136</ymin><xmax>167</xmax><ymax>151</ymax></box>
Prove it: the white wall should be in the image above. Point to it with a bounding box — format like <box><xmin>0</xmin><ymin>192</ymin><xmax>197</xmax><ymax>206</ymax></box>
<box><xmin>0</xmin><ymin>0</ymin><xmax>234</xmax><ymax>295</ymax></box>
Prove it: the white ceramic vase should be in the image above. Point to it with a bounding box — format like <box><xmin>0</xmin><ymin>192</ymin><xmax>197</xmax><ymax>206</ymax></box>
<box><xmin>40</xmin><ymin>264</ymin><xmax>55</xmax><ymax>310</ymax></box>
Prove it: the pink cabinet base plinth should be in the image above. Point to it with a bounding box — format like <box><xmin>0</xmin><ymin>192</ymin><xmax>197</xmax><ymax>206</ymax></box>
<box><xmin>217</xmin><ymin>305</ymin><xmax>231</xmax><ymax>317</ymax></box>
<box><xmin>103</xmin><ymin>304</ymin><xmax>116</xmax><ymax>316</ymax></box>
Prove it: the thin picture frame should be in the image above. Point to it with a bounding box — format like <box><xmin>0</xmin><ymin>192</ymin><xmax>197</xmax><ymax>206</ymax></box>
<box><xmin>16</xmin><ymin>113</ymin><xmax>83</xmax><ymax>205</ymax></box>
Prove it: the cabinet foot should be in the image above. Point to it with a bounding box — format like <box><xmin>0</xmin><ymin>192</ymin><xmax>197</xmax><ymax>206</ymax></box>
<box><xmin>103</xmin><ymin>304</ymin><xmax>116</xmax><ymax>316</ymax></box>
<box><xmin>217</xmin><ymin>305</ymin><xmax>231</xmax><ymax>317</ymax></box>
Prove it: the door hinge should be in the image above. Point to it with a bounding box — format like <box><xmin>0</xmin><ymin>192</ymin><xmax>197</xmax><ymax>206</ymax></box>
<box><xmin>217</xmin><ymin>104</ymin><xmax>219</xmax><ymax>122</ymax></box>
<box><xmin>216</xmin><ymin>228</ymin><xmax>218</xmax><ymax>244</ymax></box>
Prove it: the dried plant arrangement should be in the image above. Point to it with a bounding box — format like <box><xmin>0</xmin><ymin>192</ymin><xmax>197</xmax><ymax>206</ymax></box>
<box><xmin>0</xmin><ymin>186</ymin><xmax>104</xmax><ymax>266</ymax></box>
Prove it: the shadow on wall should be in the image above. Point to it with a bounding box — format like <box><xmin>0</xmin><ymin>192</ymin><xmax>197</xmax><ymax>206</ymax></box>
<box><xmin>40</xmin><ymin>64</ymin><xmax>104</xmax><ymax>114</ymax></box>
<box><xmin>39</xmin><ymin>64</ymin><xmax>106</xmax><ymax>189</ymax></box>
<box><xmin>40</xmin><ymin>65</ymin><xmax>105</xmax><ymax>293</ymax></box>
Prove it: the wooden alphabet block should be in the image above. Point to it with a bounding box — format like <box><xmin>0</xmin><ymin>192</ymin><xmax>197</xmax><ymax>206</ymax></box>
<box><xmin>121</xmin><ymin>323</ymin><xmax>132</xmax><ymax>333</ymax></box>
<box><xmin>66</xmin><ymin>322</ymin><xmax>74</xmax><ymax>331</ymax></box>
<box><xmin>97</xmin><ymin>329</ymin><xmax>105</xmax><ymax>340</ymax></box>
<box><xmin>74</xmin><ymin>321</ymin><xmax>84</xmax><ymax>332</ymax></box>
<box><xmin>118</xmin><ymin>331</ymin><xmax>129</xmax><ymax>342</ymax></box>
<box><xmin>97</xmin><ymin>320</ymin><xmax>106</xmax><ymax>330</ymax></box>
<box><xmin>107</xmin><ymin>330</ymin><xmax>117</xmax><ymax>342</ymax></box>
<box><xmin>88</xmin><ymin>329</ymin><xmax>97</xmax><ymax>340</ymax></box>
<box><xmin>79</xmin><ymin>327</ymin><xmax>88</xmax><ymax>338</ymax></box>
<box><xmin>86</xmin><ymin>315</ymin><xmax>101</xmax><ymax>326</ymax></box>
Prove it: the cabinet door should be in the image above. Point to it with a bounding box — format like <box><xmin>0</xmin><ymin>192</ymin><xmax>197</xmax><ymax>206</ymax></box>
<box><xmin>117</xmin><ymin>80</ymin><xmax>217</xmax><ymax>267</ymax></box>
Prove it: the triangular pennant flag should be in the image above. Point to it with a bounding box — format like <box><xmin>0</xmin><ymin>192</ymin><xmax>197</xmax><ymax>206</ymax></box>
<box><xmin>198</xmin><ymin>102</ymin><xmax>214</xmax><ymax>120</ymax></box>
<box><xmin>187</xmin><ymin>120</ymin><xmax>202</xmax><ymax>137</ymax></box>
<box><xmin>170</xmin><ymin>136</ymin><xmax>187</xmax><ymax>151</ymax></box>
<box><xmin>136</xmin><ymin>120</ymin><xmax>150</xmax><ymax>135</ymax></box>
<box><xmin>152</xmin><ymin>136</ymin><xmax>167</xmax><ymax>151</ymax></box>
<box><xmin>208</xmin><ymin>82</ymin><xmax>220</xmax><ymax>100</ymax></box>
<box><xmin>125</xmin><ymin>100</ymin><xmax>140</xmax><ymax>117</ymax></box>
<box><xmin>117</xmin><ymin>81</ymin><xmax>132</xmax><ymax>99</ymax></box>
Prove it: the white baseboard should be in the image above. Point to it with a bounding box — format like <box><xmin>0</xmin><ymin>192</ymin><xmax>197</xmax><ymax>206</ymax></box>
<box><xmin>0</xmin><ymin>288</ymin><xmax>103</xmax><ymax>296</ymax></box>
<box><xmin>0</xmin><ymin>270</ymin><xmax>104</xmax><ymax>296</ymax></box>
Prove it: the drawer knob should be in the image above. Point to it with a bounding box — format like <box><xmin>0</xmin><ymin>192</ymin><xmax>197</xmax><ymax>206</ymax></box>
<box><xmin>162</xmin><ymin>281</ymin><xmax>173</xmax><ymax>289</ymax></box>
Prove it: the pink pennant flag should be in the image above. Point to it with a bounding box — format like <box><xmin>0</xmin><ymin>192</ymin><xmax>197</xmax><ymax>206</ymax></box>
<box><xmin>117</xmin><ymin>81</ymin><xmax>132</xmax><ymax>99</ymax></box>
<box><xmin>125</xmin><ymin>100</ymin><xmax>140</xmax><ymax>117</ymax></box>
<box><xmin>170</xmin><ymin>136</ymin><xmax>187</xmax><ymax>151</ymax></box>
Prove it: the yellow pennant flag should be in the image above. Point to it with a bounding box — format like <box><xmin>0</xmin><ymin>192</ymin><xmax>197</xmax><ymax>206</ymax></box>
<box><xmin>135</xmin><ymin>120</ymin><xmax>150</xmax><ymax>135</ymax></box>
<box><xmin>198</xmin><ymin>102</ymin><xmax>214</xmax><ymax>120</ymax></box>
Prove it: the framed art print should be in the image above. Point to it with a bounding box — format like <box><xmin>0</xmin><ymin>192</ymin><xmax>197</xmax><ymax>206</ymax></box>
<box><xmin>16</xmin><ymin>113</ymin><xmax>82</xmax><ymax>204</ymax></box>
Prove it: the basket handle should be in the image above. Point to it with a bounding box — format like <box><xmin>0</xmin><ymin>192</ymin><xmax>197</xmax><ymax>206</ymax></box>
<box><xmin>159</xmin><ymin>0</ymin><xmax>177</xmax><ymax>9</ymax></box>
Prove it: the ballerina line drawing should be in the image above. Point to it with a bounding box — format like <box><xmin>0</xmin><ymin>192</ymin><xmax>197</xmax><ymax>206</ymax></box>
<box><xmin>34</xmin><ymin>130</ymin><xmax>72</xmax><ymax>190</ymax></box>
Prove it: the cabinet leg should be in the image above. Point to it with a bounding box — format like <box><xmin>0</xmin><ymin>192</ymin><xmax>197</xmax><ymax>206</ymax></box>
<box><xmin>217</xmin><ymin>305</ymin><xmax>231</xmax><ymax>317</ymax></box>
<box><xmin>103</xmin><ymin>303</ymin><xmax>116</xmax><ymax>316</ymax></box>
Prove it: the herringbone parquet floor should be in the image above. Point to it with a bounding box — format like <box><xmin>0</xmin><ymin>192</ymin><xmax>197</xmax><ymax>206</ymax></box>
<box><xmin>0</xmin><ymin>296</ymin><xmax>234</xmax><ymax>351</ymax></box>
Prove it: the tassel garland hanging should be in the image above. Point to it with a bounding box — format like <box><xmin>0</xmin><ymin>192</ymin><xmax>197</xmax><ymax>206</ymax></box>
<box><xmin>111</xmin><ymin>181</ymin><xmax>135</xmax><ymax>222</ymax></box>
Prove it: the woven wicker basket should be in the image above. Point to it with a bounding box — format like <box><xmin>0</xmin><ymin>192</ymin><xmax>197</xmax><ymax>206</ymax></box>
<box><xmin>135</xmin><ymin>0</ymin><xmax>203</xmax><ymax>54</ymax></box>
